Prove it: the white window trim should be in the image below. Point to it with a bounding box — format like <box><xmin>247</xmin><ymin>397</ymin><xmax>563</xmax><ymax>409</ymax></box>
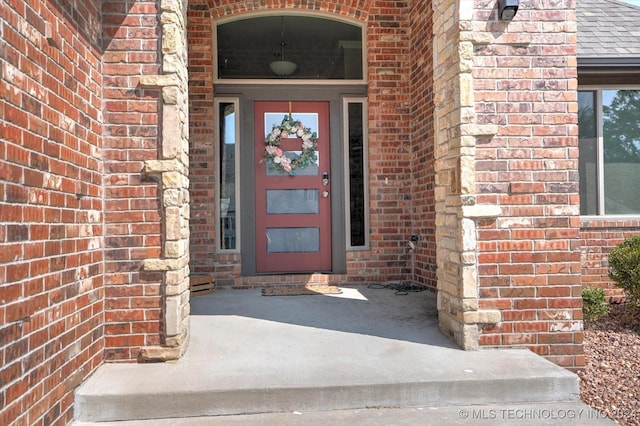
<box><xmin>597</xmin><ymin>89</ymin><xmax>605</xmax><ymax>215</ymax></box>
<box><xmin>579</xmin><ymin>85</ymin><xmax>640</xmax><ymax>218</ymax></box>
<box><xmin>343</xmin><ymin>97</ymin><xmax>370</xmax><ymax>250</ymax></box>
<box><xmin>214</xmin><ymin>97</ymin><xmax>241</xmax><ymax>253</ymax></box>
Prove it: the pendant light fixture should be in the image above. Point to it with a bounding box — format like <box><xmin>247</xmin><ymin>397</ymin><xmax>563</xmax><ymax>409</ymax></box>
<box><xmin>269</xmin><ymin>17</ymin><xmax>297</xmax><ymax>76</ymax></box>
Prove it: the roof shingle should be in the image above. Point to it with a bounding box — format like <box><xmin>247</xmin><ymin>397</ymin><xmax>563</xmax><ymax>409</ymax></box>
<box><xmin>578</xmin><ymin>0</ymin><xmax>640</xmax><ymax>58</ymax></box>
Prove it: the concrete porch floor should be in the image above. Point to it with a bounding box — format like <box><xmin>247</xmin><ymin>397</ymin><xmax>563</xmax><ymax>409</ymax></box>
<box><xmin>74</xmin><ymin>285</ymin><xmax>611</xmax><ymax>424</ymax></box>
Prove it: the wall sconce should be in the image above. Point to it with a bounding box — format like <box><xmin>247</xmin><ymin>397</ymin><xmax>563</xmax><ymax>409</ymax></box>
<box><xmin>498</xmin><ymin>0</ymin><xmax>519</xmax><ymax>20</ymax></box>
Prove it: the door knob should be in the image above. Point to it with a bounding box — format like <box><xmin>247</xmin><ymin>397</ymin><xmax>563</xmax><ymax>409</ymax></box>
<box><xmin>323</xmin><ymin>191</ymin><xmax>329</xmax><ymax>198</ymax></box>
<box><xmin>322</xmin><ymin>172</ymin><xmax>329</xmax><ymax>186</ymax></box>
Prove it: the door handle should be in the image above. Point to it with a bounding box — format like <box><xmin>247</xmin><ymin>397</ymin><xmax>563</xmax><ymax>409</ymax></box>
<box><xmin>322</xmin><ymin>172</ymin><xmax>329</xmax><ymax>186</ymax></box>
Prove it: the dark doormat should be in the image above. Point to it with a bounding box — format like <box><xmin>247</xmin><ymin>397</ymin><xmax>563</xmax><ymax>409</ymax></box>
<box><xmin>262</xmin><ymin>284</ymin><xmax>342</xmax><ymax>296</ymax></box>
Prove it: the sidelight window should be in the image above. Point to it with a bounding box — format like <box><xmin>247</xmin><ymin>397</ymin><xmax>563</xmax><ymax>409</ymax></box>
<box><xmin>344</xmin><ymin>98</ymin><xmax>369</xmax><ymax>248</ymax></box>
<box><xmin>216</xmin><ymin>99</ymin><xmax>240</xmax><ymax>251</ymax></box>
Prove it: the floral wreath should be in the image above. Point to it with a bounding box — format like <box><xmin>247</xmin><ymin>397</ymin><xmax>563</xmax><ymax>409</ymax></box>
<box><xmin>263</xmin><ymin>115</ymin><xmax>318</xmax><ymax>175</ymax></box>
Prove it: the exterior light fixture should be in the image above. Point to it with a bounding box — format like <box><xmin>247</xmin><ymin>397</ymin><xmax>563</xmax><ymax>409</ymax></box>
<box><xmin>498</xmin><ymin>0</ymin><xmax>519</xmax><ymax>20</ymax></box>
<box><xmin>270</xmin><ymin>18</ymin><xmax>297</xmax><ymax>77</ymax></box>
<box><xmin>269</xmin><ymin>42</ymin><xmax>297</xmax><ymax>77</ymax></box>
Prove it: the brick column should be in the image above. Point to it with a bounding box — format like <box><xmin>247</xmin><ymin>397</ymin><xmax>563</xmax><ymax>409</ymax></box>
<box><xmin>433</xmin><ymin>0</ymin><xmax>583</xmax><ymax>367</ymax></box>
<box><xmin>473</xmin><ymin>3</ymin><xmax>582</xmax><ymax>368</ymax></box>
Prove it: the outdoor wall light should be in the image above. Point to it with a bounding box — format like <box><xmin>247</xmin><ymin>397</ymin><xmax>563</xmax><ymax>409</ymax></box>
<box><xmin>498</xmin><ymin>0</ymin><xmax>519</xmax><ymax>20</ymax></box>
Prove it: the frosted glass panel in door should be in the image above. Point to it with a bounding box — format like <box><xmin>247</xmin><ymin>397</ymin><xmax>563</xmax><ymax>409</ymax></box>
<box><xmin>267</xmin><ymin>189</ymin><xmax>319</xmax><ymax>214</ymax></box>
<box><xmin>266</xmin><ymin>228</ymin><xmax>320</xmax><ymax>253</ymax></box>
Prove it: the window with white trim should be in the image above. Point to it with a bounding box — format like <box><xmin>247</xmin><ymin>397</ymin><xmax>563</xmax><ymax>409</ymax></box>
<box><xmin>579</xmin><ymin>89</ymin><xmax>640</xmax><ymax>215</ymax></box>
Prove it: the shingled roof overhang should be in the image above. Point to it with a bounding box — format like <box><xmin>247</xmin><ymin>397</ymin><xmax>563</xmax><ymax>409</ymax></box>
<box><xmin>577</xmin><ymin>0</ymin><xmax>640</xmax><ymax>84</ymax></box>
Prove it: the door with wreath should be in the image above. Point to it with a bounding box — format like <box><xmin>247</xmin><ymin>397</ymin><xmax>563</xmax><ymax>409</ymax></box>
<box><xmin>254</xmin><ymin>101</ymin><xmax>331</xmax><ymax>273</ymax></box>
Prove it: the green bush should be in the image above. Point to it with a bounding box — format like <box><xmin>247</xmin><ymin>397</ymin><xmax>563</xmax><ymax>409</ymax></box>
<box><xmin>608</xmin><ymin>235</ymin><xmax>640</xmax><ymax>307</ymax></box>
<box><xmin>582</xmin><ymin>287</ymin><xmax>609</xmax><ymax>321</ymax></box>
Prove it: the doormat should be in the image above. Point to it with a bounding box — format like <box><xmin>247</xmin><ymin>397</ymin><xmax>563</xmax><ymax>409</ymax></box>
<box><xmin>262</xmin><ymin>284</ymin><xmax>342</xmax><ymax>296</ymax></box>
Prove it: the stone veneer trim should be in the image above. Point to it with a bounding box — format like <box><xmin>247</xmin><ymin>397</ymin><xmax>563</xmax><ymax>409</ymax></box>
<box><xmin>136</xmin><ymin>0</ymin><xmax>191</xmax><ymax>361</ymax></box>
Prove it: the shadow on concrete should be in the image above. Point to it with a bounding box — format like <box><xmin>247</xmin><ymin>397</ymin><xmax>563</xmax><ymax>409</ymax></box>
<box><xmin>75</xmin><ymin>286</ymin><xmax>587</xmax><ymax>423</ymax></box>
<box><xmin>190</xmin><ymin>285</ymin><xmax>457</xmax><ymax>349</ymax></box>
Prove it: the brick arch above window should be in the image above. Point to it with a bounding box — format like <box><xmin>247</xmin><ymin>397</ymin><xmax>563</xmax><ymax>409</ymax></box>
<box><xmin>200</xmin><ymin>0</ymin><xmax>373</xmax><ymax>22</ymax></box>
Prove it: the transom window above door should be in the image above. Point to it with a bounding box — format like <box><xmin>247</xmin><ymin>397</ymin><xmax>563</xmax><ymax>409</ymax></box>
<box><xmin>216</xmin><ymin>15</ymin><xmax>364</xmax><ymax>81</ymax></box>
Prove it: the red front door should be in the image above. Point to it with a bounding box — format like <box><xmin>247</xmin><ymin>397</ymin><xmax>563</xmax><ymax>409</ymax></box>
<box><xmin>255</xmin><ymin>101</ymin><xmax>331</xmax><ymax>273</ymax></box>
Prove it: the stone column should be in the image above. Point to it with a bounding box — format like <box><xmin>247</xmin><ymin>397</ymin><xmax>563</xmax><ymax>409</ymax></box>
<box><xmin>139</xmin><ymin>0</ymin><xmax>191</xmax><ymax>361</ymax></box>
<box><xmin>433</xmin><ymin>0</ymin><xmax>502</xmax><ymax>349</ymax></box>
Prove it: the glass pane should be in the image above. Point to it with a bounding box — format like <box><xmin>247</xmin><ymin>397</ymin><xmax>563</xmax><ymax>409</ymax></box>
<box><xmin>603</xmin><ymin>90</ymin><xmax>640</xmax><ymax>214</ymax></box>
<box><xmin>219</xmin><ymin>103</ymin><xmax>237</xmax><ymax>249</ymax></box>
<box><xmin>266</xmin><ymin>151</ymin><xmax>319</xmax><ymax>176</ymax></box>
<box><xmin>217</xmin><ymin>16</ymin><xmax>363</xmax><ymax>80</ymax></box>
<box><xmin>266</xmin><ymin>228</ymin><xmax>320</xmax><ymax>253</ymax></box>
<box><xmin>264</xmin><ymin>112</ymin><xmax>319</xmax><ymax>176</ymax></box>
<box><xmin>265</xmin><ymin>113</ymin><xmax>319</xmax><ymax>136</ymax></box>
<box><xmin>267</xmin><ymin>189</ymin><xmax>319</xmax><ymax>214</ymax></box>
<box><xmin>348</xmin><ymin>102</ymin><xmax>366</xmax><ymax>246</ymax></box>
<box><xmin>578</xmin><ymin>91</ymin><xmax>598</xmax><ymax>215</ymax></box>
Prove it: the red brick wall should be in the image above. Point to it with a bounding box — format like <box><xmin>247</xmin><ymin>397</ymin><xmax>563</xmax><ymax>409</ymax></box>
<box><xmin>471</xmin><ymin>5</ymin><xmax>584</xmax><ymax>368</ymax></box>
<box><xmin>580</xmin><ymin>219</ymin><xmax>640</xmax><ymax>299</ymax></box>
<box><xmin>102</xmin><ymin>0</ymin><xmax>164</xmax><ymax>361</ymax></box>
<box><xmin>363</xmin><ymin>0</ymin><xmax>414</xmax><ymax>282</ymax></box>
<box><xmin>0</xmin><ymin>0</ymin><xmax>104</xmax><ymax>424</ymax></box>
<box><xmin>409</xmin><ymin>0</ymin><xmax>436</xmax><ymax>289</ymax></box>
<box><xmin>188</xmin><ymin>0</ymin><xmax>218</xmax><ymax>276</ymax></box>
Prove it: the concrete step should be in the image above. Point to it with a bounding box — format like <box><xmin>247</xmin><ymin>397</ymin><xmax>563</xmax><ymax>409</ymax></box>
<box><xmin>74</xmin><ymin>329</ymin><xmax>580</xmax><ymax>422</ymax></box>
<box><xmin>74</xmin><ymin>402</ymin><xmax>615</xmax><ymax>425</ymax></box>
<box><xmin>74</xmin><ymin>289</ymin><xmax>586</xmax><ymax>423</ymax></box>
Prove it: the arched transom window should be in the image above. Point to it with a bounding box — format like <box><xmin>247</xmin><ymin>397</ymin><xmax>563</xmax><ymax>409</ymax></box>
<box><xmin>216</xmin><ymin>15</ymin><xmax>364</xmax><ymax>81</ymax></box>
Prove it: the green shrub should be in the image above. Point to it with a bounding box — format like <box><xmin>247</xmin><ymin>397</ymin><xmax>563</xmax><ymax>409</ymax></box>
<box><xmin>582</xmin><ymin>287</ymin><xmax>609</xmax><ymax>321</ymax></box>
<box><xmin>608</xmin><ymin>235</ymin><xmax>640</xmax><ymax>307</ymax></box>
